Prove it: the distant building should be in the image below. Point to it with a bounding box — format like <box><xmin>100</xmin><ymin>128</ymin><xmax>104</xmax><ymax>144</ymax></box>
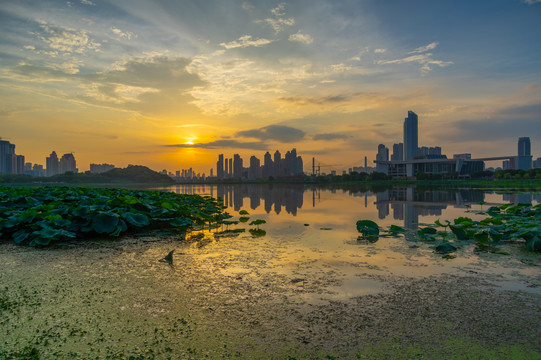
<box><xmin>533</xmin><ymin>157</ymin><xmax>541</xmax><ymax>169</ymax></box>
<box><xmin>90</xmin><ymin>163</ymin><xmax>115</xmax><ymax>174</ymax></box>
<box><xmin>454</xmin><ymin>153</ymin><xmax>472</xmax><ymax>160</ymax></box>
<box><xmin>0</xmin><ymin>139</ymin><xmax>16</xmax><ymax>174</ymax></box>
<box><xmin>59</xmin><ymin>153</ymin><xmax>77</xmax><ymax>174</ymax></box>
<box><xmin>391</xmin><ymin>143</ymin><xmax>403</xmax><ymax>161</ymax></box>
<box><xmin>46</xmin><ymin>151</ymin><xmax>59</xmax><ymax>176</ymax></box>
<box><xmin>403</xmin><ymin>111</ymin><xmax>418</xmax><ymax>161</ymax></box>
<box><xmin>217</xmin><ymin>154</ymin><xmax>224</xmax><ymax>179</ymax></box>
<box><xmin>517</xmin><ymin>137</ymin><xmax>532</xmax><ymax>170</ymax></box>
<box><xmin>376</xmin><ymin>144</ymin><xmax>389</xmax><ymax>173</ymax></box>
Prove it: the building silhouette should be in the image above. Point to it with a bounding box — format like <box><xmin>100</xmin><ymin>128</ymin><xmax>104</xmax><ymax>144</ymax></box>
<box><xmin>517</xmin><ymin>137</ymin><xmax>532</xmax><ymax>170</ymax></box>
<box><xmin>46</xmin><ymin>151</ymin><xmax>59</xmax><ymax>176</ymax></box>
<box><xmin>59</xmin><ymin>153</ymin><xmax>77</xmax><ymax>173</ymax></box>
<box><xmin>214</xmin><ymin>148</ymin><xmax>304</xmax><ymax>181</ymax></box>
<box><xmin>403</xmin><ymin>110</ymin><xmax>418</xmax><ymax>161</ymax></box>
<box><xmin>0</xmin><ymin>139</ymin><xmax>25</xmax><ymax>174</ymax></box>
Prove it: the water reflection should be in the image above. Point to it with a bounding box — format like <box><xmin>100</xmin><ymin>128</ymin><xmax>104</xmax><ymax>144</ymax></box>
<box><xmin>162</xmin><ymin>184</ymin><xmax>540</xmax><ymax>226</ymax></box>
<box><xmin>374</xmin><ymin>188</ymin><xmax>484</xmax><ymax>230</ymax></box>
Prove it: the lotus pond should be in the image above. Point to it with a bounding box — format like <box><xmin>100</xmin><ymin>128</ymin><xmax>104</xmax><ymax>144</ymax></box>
<box><xmin>1</xmin><ymin>184</ymin><xmax>540</xmax><ymax>359</ymax></box>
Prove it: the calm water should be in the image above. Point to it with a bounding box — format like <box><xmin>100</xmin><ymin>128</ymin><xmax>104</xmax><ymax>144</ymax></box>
<box><xmin>153</xmin><ymin>184</ymin><xmax>541</xmax><ymax>301</ymax></box>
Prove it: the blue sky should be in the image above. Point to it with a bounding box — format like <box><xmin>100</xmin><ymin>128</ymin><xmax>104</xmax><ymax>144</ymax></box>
<box><xmin>0</xmin><ymin>0</ymin><xmax>540</xmax><ymax>172</ymax></box>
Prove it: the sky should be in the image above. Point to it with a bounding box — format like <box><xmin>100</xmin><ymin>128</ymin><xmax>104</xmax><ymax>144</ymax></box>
<box><xmin>1</xmin><ymin>0</ymin><xmax>540</xmax><ymax>174</ymax></box>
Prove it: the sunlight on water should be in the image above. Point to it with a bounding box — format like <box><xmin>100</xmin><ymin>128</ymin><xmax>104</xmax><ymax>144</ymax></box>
<box><xmin>152</xmin><ymin>184</ymin><xmax>541</xmax><ymax>297</ymax></box>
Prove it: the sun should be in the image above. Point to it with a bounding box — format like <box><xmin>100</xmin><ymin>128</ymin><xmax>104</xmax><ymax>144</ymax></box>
<box><xmin>186</xmin><ymin>141</ymin><xmax>194</xmax><ymax>145</ymax></box>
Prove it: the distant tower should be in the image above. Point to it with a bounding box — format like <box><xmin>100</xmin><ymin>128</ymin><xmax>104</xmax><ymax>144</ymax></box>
<box><xmin>517</xmin><ymin>137</ymin><xmax>532</xmax><ymax>170</ymax></box>
<box><xmin>59</xmin><ymin>153</ymin><xmax>77</xmax><ymax>174</ymax></box>
<box><xmin>392</xmin><ymin>143</ymin><xmax>404</xmax><ymax>161</ymax></box>
<box><xmin>403</xmin><ymin>111</ymin><xmax>418</xmax><ymax>161</ymax></box>
<box><xmin>273</xmin><ymin>150</ymin><xmax>281</xmax><ymax>178</ymax></box>
<box><xmin>46</xmin><ymin>151</ymin><xmax>59</xmax><ymax>176</ymax></box>
<box><xmin>263</xmin><ymin>152</ymin><xmax>272</xmax><ymax>178</ymax></box>
<box><xmin>217</xmin><ymin>154</ymin><xmax>224</xmax><ymax>179</ymax></box>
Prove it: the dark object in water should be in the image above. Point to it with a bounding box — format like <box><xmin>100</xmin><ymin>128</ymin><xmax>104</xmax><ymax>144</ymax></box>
<box><xmin>160</xmin><ymin>250</ymin><xmax>175</xmax><ymax>264</ymax></box>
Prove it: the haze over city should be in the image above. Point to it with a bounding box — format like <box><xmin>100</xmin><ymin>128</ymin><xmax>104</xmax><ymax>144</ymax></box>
<box><xmin>1</xmin><ymin>0</ymin><xmax>540</xmax><ymax>174</ymax></box>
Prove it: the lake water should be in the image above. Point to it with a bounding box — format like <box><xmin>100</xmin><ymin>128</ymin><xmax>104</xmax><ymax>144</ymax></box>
<box><xmin>152</xmin><ymin>184</ymin><xmax>541</xmax><ymax>301</ymax></box>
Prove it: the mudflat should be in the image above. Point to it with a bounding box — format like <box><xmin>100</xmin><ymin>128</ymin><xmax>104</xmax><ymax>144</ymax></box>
<box><xmin>1</xmin><ymin>233</ymin><xmax>540</xmax><ymax>359</ymax></box>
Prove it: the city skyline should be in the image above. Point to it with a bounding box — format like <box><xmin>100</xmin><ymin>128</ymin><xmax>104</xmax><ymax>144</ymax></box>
<box><xmin>1</xmin><ymin>1</ymin><xmax>540</xmax><ymax>173</ymax></box>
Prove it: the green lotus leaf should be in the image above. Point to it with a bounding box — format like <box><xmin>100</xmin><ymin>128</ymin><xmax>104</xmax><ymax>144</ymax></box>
<box><xmin>92</xmin><ymin>212</ymin><xmax>120</xmax><ymax>234</ymax></box>
<box><xmin>356</xmin><ymin>220</ymin><xmax>379</xmax><ymax>236</ymax></box>
<box><xmin>122</xmin><ymin>212</ymin><xmax>150</xmax><ymax>227</ymax></box>
<box><xmin>435</xmin><ymin>243</ymin><xmax>457</xmax><ymax>254</ymax></box>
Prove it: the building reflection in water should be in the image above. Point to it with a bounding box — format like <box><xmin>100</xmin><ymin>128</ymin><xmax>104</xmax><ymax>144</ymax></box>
<box><xmin>375</xmin><ymin>187</ymin><xmax>485</xmax><ymax>230</ymax></box>
<box><xmin>171</xmin><ymin>184</ymin><xmax>305</xmax><ymax>215</ymax></box>
<box><xmin>167</xmin><ymin>184</ymin><xmax>537</xmax><ymax>222</ymax></box>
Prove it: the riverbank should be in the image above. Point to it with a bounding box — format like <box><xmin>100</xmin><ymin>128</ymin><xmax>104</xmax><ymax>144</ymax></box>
<box><xmin>1</xmin><ymin>233</ymin><xmax>539</xmax><ymax>359</ymax></box>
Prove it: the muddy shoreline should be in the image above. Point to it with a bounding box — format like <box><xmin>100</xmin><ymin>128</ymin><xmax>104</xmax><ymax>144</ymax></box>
<box><xmin>1</xmin><ymin>234</ymin><xmax>540</xmax><ymax>359</ymax></box>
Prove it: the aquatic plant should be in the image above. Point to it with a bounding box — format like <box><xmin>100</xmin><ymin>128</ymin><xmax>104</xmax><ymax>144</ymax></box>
<box><xmin>358</xmin><ymin>202</ymin><xmax>541</xmax><ymax>256</ymax></box>
<box><xmin>0</xmin><ymin>186</ymin><xmax>227</xmax><ymax>247</ymax></box>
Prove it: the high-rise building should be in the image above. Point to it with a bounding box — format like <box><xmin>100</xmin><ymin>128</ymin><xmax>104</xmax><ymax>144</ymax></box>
<box><xmin>233</xmin><ymin>154</ymin><xmax>242</xmax><ymax>178</ymax></box>
<box><xmin>249</xmin><ymin>156</ymin><xmax>260</xmax><ymax>180</ymax></box>
<box><xmin>273</xmin><ymin>150</ymin><xmax>281</xmax><ymax>178</ymax></box>
<box><xmin>517</xmin><ymin>137</ymin><xmax>532</xmax><ymax>170</ymax></box>
<box><xmin>376</xmin><ymin>144</ymin><xmax>389</xmax><ymax>173</ymax></box>
<box><xmin>391</xmin><ymin>143</ymin><xmax>403</xmax><ymax>161</ymax></box>
<box><xmin>59</xmin><ymin>153</ymin><xmax>77</xmax><ymax>174</ymax></box>
<box><xmin>403</xmin><ymin>111</ymin><xmax>418</xmax><ymax>161</ymax></box>
<box><xmin>217</xmin><ymin>154</ymin><xmax>224</xmax><ymax>179</ymax></box>
<box><xmin>0</xmin><ymin>139</ymin><xmax>16</xmax><ymax>174</ymax></box>
<box><xmin>263</xmin><ymin>152</ymin><xmax>272</xmax><ymax>178</ymax></box>
<box><xmin>15</xmin><ymin>155</ymin><xmax>25</xmax><ymax>174</ymax></box>
<box><xmin>46</xmin><ymin>151</ymin><xmax>59</xmax><ymax>176</ymax></box>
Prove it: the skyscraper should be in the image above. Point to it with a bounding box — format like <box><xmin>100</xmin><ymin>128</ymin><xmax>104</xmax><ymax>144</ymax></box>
<box><xmin>517</xmin><ymin>137</ymin><xmax>532</xmax><ymax>170</ymax></box>
<box><xmin>59</xmin><ymin>153</ymin><xmax>77</xmax><ymax>174</ymax></box>
<box><xmin>0</xmin><ymin>139</ymin><xmax>16</xmax><ymax>174</ymax></box>
<box><xmin>217</xmin><ymin>154</ymin><xmax>224</xmax><ymax>179</ymax></box>
<box><xmin>391</xmin><ymin>143</ymin><xmax>404</xmax><ymax>161</ymax></box>
<box><xmin>46</xmin><ymin>151</ymin><xmax>59</xmax><ymax>176</ymax></box>
<box><xmin>403</xmin><ymin>111</ymin><xmax>418</xmax><ymax>161</ymax></box>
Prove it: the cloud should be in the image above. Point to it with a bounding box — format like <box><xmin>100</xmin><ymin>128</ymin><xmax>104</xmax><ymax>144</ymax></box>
<box><xmin>257</xmin><ymin>3</ymin><xmax>295</xmax><ymax>33</ymax></box>
<box><xmin>236</xmin><ymin>125</ymin><xmax>306</xmax><ymax>143</ymax></box>
<box><xmin>523</xmin><ymin>0</ymin><xmax>541</xmax><ymax>4</ymax></box>
<box><xmin>165</xmin><ymin>139</ymin><xmax>268</xmax><ymax>150</ymax></box>
<box><xmin>242</xmin><ymin>2</ymin><xmax>254</xmax><ymax>10</ymax></box>
<box><xmin>289</xmin><ymin>32</ymin><xmax>313</xmax><ymax>44</ymax></box>
<box><xmin>220</xmin><ymin>35</ymin><xmax>274</xmax><ymax>49</ymax></box>
<box><xmin>313</xmin><ymin>133</ymin><xmax>350</xmax><ymax>141</ymax></box>
<box><xmin>376</xmin><ymin>46</ymin><xmax>453</xmax><ymax>74</ymax></box>
<box><xmin>80</xmin><ymin>0</ymin><xmax>95</xmax><ymax>5</ymax></box>
<box><xmin>409</xmin><ymin>42</ymin><xmax>439</xmax><ymax>54</ymax></box>
<box><xmin>374</xmin><ymin>48</ymin><xmax>386</xmax><ymax>54</ymax></box>
<box><xmin>111</xmin><ymin>26</ymin><xmax>136</xmax><ymax>40</ymax></box>
<box><xmin>34</xmin><ymin>20</ymin><xmax>100</xmax><ymax>55</ymax></box>
<box><xmin>278</xmin><ymin>94</ymin><xmax>352</xmax><ymax>105</ymax></box>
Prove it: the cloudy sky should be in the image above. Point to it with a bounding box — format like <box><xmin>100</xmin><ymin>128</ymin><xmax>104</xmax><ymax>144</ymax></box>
<box><xmin>1</xmin><ymin>0</ymin><xmax>540</xmax><ymax>173</ymax></box>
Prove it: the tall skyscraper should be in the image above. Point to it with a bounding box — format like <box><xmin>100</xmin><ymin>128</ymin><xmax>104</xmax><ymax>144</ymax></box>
<box><xmin>517</xmin><ymin>137</ymin><xmax>532</xmax><ymax>170</ymax></box>
<box><xmin>403</xmin><ymin>111</ymin><xmax>418</xmax><ymax>161</ymax></box>
<box><xmin>518</xmin><ymin>137</ymin><xmax>531</xmax><ymax>156</ymax></box>
<box><xmin>59</xmin><ymin>153</ymin><xmax>77</xmax><ymax>174</ymax></box>
<box><xmin>0</xmin><ymin>139</ymin><xmax>16</xmax><ymax>174</ymax></box>
<box><xmin>46</xmin><ymin>151</ymin><xmax>59</xmax><ymax>176</ymax></box>
<box><xmin>273</xmin><ymin>150</ymin><xmax>281</xmax><ymax>178</ymax></box>
<box><xmin>263</xmin><ymin>151</ymin><xmax>272</xmax><ymax>178</ymax></box>
<box><xmin>233</xmin><ymin>154</ymin><xmax>242</xmax><ymax>178</ymax></box>
<box><xmin>391</xmin><ymin>143</ymin><xmax>404</xmax><ymax>161</ymax></box>
<box><xmin>217</xmin><ymin>154</ymin><xmax>224</xmax><ymax>179</ymax></box>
